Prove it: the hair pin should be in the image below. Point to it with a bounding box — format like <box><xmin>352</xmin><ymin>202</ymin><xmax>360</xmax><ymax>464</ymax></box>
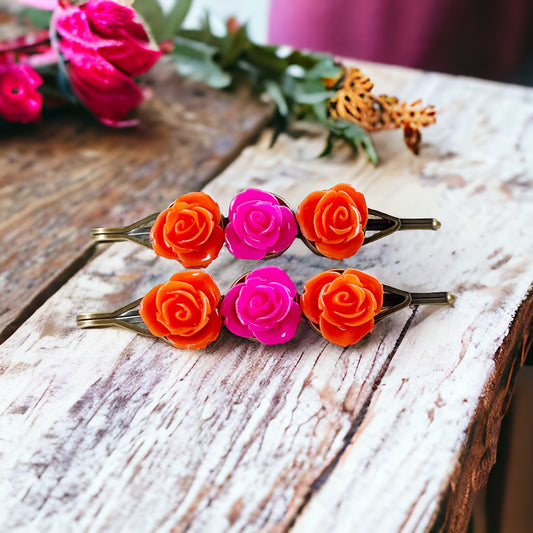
<box><xmin>77</xmin><ymin>267</ymin><xmax>455</xmax><ymax>349</ymax></box>
<box><xmin>91</xmin><ymin>184</ymin><xmax>441</xmax><ymax>268</ymax></box>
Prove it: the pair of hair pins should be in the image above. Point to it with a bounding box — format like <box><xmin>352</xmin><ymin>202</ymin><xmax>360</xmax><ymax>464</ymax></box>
<box><xmin>77</xmin><ymin>183</ymin><xmax>455</xmax><ymax>349</ymax></box>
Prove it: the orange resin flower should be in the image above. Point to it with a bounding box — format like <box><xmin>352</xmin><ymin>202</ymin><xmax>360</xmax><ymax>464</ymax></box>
<box><xmin>296</xmin><ymin>183</ymin><xmax>368</xmax><ymax>260</ymax></box>
<box><xmin>300</xmin><ymin>269</ymin><xmax>383</xmax><ymax>347</ymax></box>
<box><xmin>150</xmin><ymin>192</ymin><xmax>224</xmax><ymax>268</ymax></box>
<box><xmin>139</xmin><ymin>270</ymin><xmax>222</xmax><ymax>349</ymax></box>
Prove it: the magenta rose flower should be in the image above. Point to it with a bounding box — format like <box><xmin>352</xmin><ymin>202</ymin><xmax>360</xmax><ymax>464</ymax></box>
<box><xmin>53</xmin><ymin>0</ymin><xmax>161</xmax><ymax>126</ymax></box>
<box><xmin>220</xmin><ymin>266</ymin><xmax>301</xmax><ymax>344</ymax></box>
<box><xmin>224</xmin><ymin>189</ymin><xmax>298</xmax><ymax>260</ymax></box>
<box><xmin>0</xmin><ymin>61</ymin><xmax>43</xmax><ymax>123</ymax></box>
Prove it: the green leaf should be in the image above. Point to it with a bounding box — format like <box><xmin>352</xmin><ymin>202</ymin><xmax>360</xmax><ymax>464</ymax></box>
<box><xmin>245</xmin><ymin>44</ymin><xmax>288</xmax><ymax>75</ymax></box>
<box><xmin>134</xmin><ymin>0</ymin><xmax>192</xmax><ymax>41</ymax></box>
<box><xmin>311</xmin><ymin>102</ymin><xmax>329</xmax><ymax>122</ymax></box>
<box><xmin>286</xmin><ymin>50</ymin><xmax>319</xmax><ymax>70</ymax></box>
<box><xmin>19</xmin><ymin>7</ymin><xmax>52</xmax><ymax>29</ymax></box>
<box><xmin>360</xmin><ymin>136</ymin><xmax>378</xmax><ymax>165</ymax></box>
<box><xmin>219</xmin><ymin>25</ymin><xmax>249</xmax><ymax>68</ymax></box>
<box><xmin>163</xmin><ymin>0</ymin><xmax>193</xmax><ymax>37</ymax></box>
<box><xmin>323</xmin><ymin>119</ymin><xmax>378</xmax><ymax>164</ymax></box>
<box><xmin>264</xmin><ymin>80</ymin><xmax>289</xmax><ymax>116</ymax></box>
<box><xmin>304</xmin><ymin>57</ymin><xmax>342</xmax><ymax>80</ymax></box>
<box><xmin>133</xmin><ymin>0</ymin><xmax>167</xmax><ymax>41</ymax></box>
<box><xmin>319</xmin><ymin>132</ymin><xmax>336</xmax><ymax>158</ymax></box>
<box><xmin>172</xmin><ymin>36</ymin><xmax>231</xmax><ymax>88</ymax></box>
<box><xmin>292</xmin><ymin>79</ymin><xmax>335</xmax><ymax>105</ymax></box>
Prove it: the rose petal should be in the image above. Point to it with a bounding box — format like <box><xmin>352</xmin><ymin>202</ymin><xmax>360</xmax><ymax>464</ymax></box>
<box><xmin>228</xmin><ymin>189</ymin><xmax>281</xmax><ymax>218</ymax></box>
<box><xmin>176</xmin><ymin>225</ymin><xmax>224</xmax><ymax>268</ymax></box>
<box><xmin>334</xmin><ymin>184</ymin><xmax>368</xmax><ymax>227</ymax></box>
<box><xmin>236</xmin><ymin>281</ymin><xmax>292</xmax><ymax>330</ymax></box>
<box><xmin>169</xmin><ymin>271</ymin><xmax>220</xmax><ymax>309</ymax></box>
<box><xmin>179</xmin><ymin>192</ymin><xmax>221</xmax><ymax>224</ymax></box>
<box><xmin>220</xmin><ymin>284</ymin><xmax>254</xmax><ymax>338</ymax></box>
<box><xmin>166</xmin><ymin>312</ymin><xmax>222</xmax><ymax>350</ymax></box>
<box><xmin>319</xmin><ymin>316</ymin><xmax>374</xmax><ymax>347</ymax></box>
<box><xmin>232</xmin><ymin>200</ymin><xmax>281</xmax><ymax>248</ymax></box>
<box><xmin>224</xmin><ymin>222</ymin><xmax>267</xmax><ymax>260</ymax></box>
<box><xmin>314</xmin><ymin>230</ymin><xmax>365</xmax><ymax>260</ymax></box>
<box><xmin>269</xmin><ymin>205</ymin><xmax>298</xmax><ymax>254</ymax></box>
<box><xmin>344</xmin><ymin>269</ymin><xmax>383</xmax><ymax>310</ymax></box>
<box><xmin>165</xmin><ymin>206</ymin><xmax>215</xmax><ymax>251</ymax></box>
<box><xmin>139</xmin><ymin>284</ymin><xmax>170</xmax><ymax>337</ymax></box>
<box><xmin>320</xmin><ymin>283</ymin><xmax>376</xmax><ymax>327</ymax></box>
<box><xmin>161</xmin><ymin>291</ymin><xmax>208</xmax><ymax>335</ymax></box>
<box><xmin>300</xmin><ymin>270</ymin><xmax>340</xmax><ymax>324</ymax></box>
<box><xmin>246</xmin><ymin>266</ymin><xmax>297</xmax><ymax>299</ymax></box>
<box><xmin>64</xmin><ymin>45</ymin><xmax>145</xmax><ymax>125</ymax></box>
<box><xmin>151</xmin><ymin>209</ymin><xmax>181</xmax><ymax>260</ymax></box>
<box><xmin>295</xmin><ymin>190</ymin><xmax>323</xmax><ymax>242</ymax></box>
<box><xmin>252</xmin><ymin>300</ymin><xmax>301</xmax><ymax>345</ymax></box>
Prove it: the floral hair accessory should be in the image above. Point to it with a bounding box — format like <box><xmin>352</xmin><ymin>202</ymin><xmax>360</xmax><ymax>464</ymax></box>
<box><xmin>300</xmin><ymin>268</ymin><xmax>456</xmax><ymax>347</ymax></box>
<box><xmin>77</xmin><ymin>269</ymin><xmax>455</xmax><ymax>350</ymax></box>
<box><xmin>300</xmin><ymin>269</ymin><xmax>383</xmax><ymax>347</ymax></box>
<box><xmin>92</xmin><ymin>185</ymin><xmax>441</xmax><ymax>264</ymax></box>
<box><xmin>140</xmin><ymin>270</ymin><xmax>222</xmax><ymax>349</ymax></box>
<box><xmin>296</xmin><ymin>183</ymin><xmax>368</xmax><ymax>260</ymax></box>
<box><xmin>149</xmin><ymin>192</ymin><xmax>225</xmax><ymax>268</ymax></box>
<box><xmin>224</xmin><ymin>189</ymin><xmax>298</xmax><ymax>260</ymax></box>
<box><xmin>220</xmin><ymin>266</ymin><xmax>301</xmax><ymax>344</ymax></box>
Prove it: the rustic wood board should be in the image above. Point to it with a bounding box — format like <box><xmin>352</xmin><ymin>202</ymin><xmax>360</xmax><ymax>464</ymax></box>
<box><xmin>1</xmin><ymin>63</ymin><xmax>532</xmax><ymax>533</ymax></box>
<box><xmin>0</xmin><ymin>52</ymin><xmax>273</xmax><ymax>342</ymax></box>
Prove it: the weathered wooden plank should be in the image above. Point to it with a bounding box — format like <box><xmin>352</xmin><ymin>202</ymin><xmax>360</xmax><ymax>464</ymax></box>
<box><xmin>1</xmin><ymin>64</ymin><xmax>532</xmax><ymax>533</ymax></box>
<box><xmin>0</xmin><ymin>49</ymin><xmax>273</xmax><ymax>342</ymax></box>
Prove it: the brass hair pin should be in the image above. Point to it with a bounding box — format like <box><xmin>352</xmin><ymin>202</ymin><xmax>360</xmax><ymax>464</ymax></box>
<box><xmin>77</xmin><ymin>267</ymin><xmax>455</xmax><ymax>350</ymax></box>
<box><xmin>91</xmin><ymin>183</ymin><xmax>440</xmax><ymax>268</ymax></box>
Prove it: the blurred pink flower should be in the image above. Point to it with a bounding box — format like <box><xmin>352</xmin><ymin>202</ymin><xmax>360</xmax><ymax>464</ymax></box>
<box><xmin>52</xmin><ymin>0</ymin><xmax>161</xmax><ymax>125</ymax></box>
<box><xmin>64</xmin><ymin>44</ymin><xmax>145</xmax><ymax>127</ymax></box>
<box><xmin>0</xmin><ymin>60</ymin><xmax>43</xmax><ymax>123</ymax></box>
<box><xmin>55</xmin><ymin>0</ymin><xmax>161</xmax><ymax>76</ymax></box>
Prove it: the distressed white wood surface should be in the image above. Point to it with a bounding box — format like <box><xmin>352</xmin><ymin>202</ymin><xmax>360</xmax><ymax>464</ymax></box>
<box><xmin>1</xmin><ymin>64</ymin><xmax>532</xmax><ymax>532</ymax></box>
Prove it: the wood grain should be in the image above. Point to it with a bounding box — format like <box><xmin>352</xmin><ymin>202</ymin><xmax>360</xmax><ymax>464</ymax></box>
<box><xmin>1</xmin><ymin>62</ymin><xmax>532</xmax><ymax>532</ymax></box>
<box><xmin>0</xmin><ymin>54</ymin><xmax>273</xmax><ymax>342</ymax></box>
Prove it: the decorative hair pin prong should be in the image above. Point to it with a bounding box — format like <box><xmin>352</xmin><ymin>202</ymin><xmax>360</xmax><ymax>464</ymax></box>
<box><xmin>92</xmin><ymin>212</ymin><xmax>159</xmax><ymax>249</ymax></box>
<box><xmin>77</xmin><ymin>267</ymin><xmax>455</xmax><ymax>349</ymax></box>
<box><xmin>77</xmin><ymin>298</ymin><xmax>150</xmax><ymax>337</ymax></box>
<box><xmin>91</xmin><ymin>184</ymin><xmax>441</xmax><ymax>267</ymax></box>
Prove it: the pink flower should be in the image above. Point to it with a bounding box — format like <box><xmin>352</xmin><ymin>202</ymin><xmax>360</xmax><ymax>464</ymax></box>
<box><xmin>224</xmin><ymin>189</ymin><xmax>298</xmax><ymax>260</ymax></box>
<box><xmin>53</xmin><ymin>0</ymin><xmax>161</xmax><ymax>125</ymax></box>
<box><xmin>55</xmin><ymin>0</ymin><xmax>161</xmax><ymax>77</ymax></box>
<box><xmin>63</xmin><ymin>44</ymin><xmax>144</xmax><ymax>126</ymax></box>
<box><xmin>0</xmin><ymin>61</ymin><xmax>42</xmax><ymax>123</ymax></box>
<box><xmin>220</xmin><ymin>266</ymin><xmax>301</xmax><ymax>344</ymax></box>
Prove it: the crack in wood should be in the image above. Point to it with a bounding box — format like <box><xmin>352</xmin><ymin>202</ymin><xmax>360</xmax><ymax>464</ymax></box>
<box><xmin>287</xmin><ymin>307</ymin><xmax>419</xmax><ymax>529</ymax></box>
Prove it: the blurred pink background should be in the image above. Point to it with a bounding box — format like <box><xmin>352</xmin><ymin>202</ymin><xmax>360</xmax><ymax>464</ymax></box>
<box><xmin>268</xmin><ymin>0</ymin><xmax>533</xmax><ymax>82</ymax></box>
